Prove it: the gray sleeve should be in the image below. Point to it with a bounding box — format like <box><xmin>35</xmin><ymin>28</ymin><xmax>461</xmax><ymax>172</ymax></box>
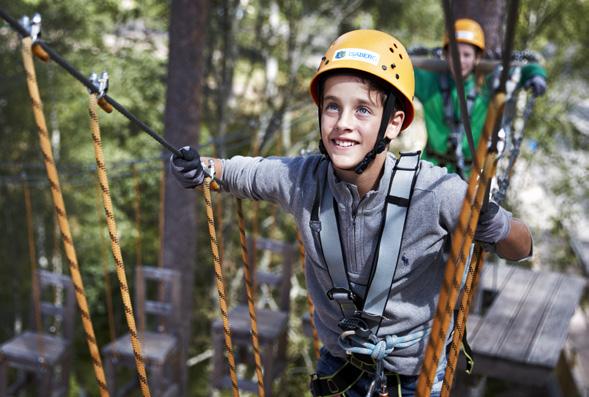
<box><xmin>221</xmin><ymin>155</ymin><xmax>319</xmax><ymax>213</ymax></box>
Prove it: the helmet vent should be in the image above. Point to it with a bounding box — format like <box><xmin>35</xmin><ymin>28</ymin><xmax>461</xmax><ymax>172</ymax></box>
<box><xmin>399</xmin><ymin>54</ymin><xmax>403</xmax><ymax>59</ymax></box>
<box><xmin>391</xmin><ymin>63</ymin><xmax>396</xmax><ymax>69</ymax></box>
<box><xmin>389</xmin><ymin>47</ymin><xmax>395</xmax><ymax>53</ymax></box>
<box><xmin>395</xmin><ymin>74</ymin><xmax>400</xmax><ymax>79</ymax></box>
<box><xmin>393</xmin><ymin>43</ymin><xmax>398</xmax><ymax>48</ymax></box>
<box><xmin>382</xmin><ymin>65</ymin><xmax>387</xmax><ymax>70</ymax></box>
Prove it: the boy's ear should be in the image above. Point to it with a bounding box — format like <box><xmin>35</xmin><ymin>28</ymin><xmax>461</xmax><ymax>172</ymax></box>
<box><xmin>385</xmin><ymin>110</ymin><xmax>405</xmax><ymax>140</ymax></box>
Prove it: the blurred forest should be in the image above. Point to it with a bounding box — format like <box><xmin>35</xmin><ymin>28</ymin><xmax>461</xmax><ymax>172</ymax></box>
<box><xmin>0</xmin><ymin>0</ymin><xmax>588</xmax><ymax>396</ymax></box>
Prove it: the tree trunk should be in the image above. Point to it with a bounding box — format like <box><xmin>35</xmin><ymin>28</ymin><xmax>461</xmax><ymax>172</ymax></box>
<box><xmin>162</xmin><ymin>0</ymin><xmax>209</xmax><ymax>395</ymax></box>
<box><xmin>453</xmin><ymin>0</ymin><xmax>506</xmax><ymax>58</ymax></box>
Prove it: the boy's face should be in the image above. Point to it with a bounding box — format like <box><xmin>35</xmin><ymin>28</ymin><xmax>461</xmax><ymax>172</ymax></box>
<box><xmin>320</xmin><ymin>74</ymin><xmax>404</xmax><ymax>173</ymax></box>
<box><xmin>446</xmin><ymin>43</ymin><xmax>479</xmax><ymax>78</ymax></box>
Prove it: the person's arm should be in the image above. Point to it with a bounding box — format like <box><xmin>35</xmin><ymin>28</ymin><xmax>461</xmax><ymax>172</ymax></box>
<box><xmin>495</xmin><ymin>218</ymin><xmax>533</xmax><ymax>261</ymax></box>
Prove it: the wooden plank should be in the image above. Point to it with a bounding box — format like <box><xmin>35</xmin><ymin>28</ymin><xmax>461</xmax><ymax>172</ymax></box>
<box><xmin>479</xmin><ymin>264</ymin><xmax>513</xmax><ymax>292</ymax></box>
<box><xmin>495</xmin><ymin>270</ymin><xmax>561</xmax><ymax>363</ymax></box>
<box><xmin>570</xmin><ymin>237</ymin><xmax>589</xmax><ymax>276</ymax></box>
<box><xmin>527</xmin><ymin>274</ymin><xmax>586</xmax><ymax>367</ymax></box>
<box><xmin>468</xmin><ymin>264</ymin><xmax>514</xmax><ymax>341</ymax></box>
<box><xmin>470</xmin><ymin>267</ymin><xmax>535</xmax><ymax>356</ymax></box>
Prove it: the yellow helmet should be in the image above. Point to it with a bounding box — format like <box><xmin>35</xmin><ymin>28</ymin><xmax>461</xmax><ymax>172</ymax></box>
<box><xmin>443</xmin><ymin>18</ymin><xmax>485</xmax><ymax>51</ymax></box>
<box><xmin>309</xmin><ymin>29</ymin><xmax>415</xmax><ymax>130</ymax></box>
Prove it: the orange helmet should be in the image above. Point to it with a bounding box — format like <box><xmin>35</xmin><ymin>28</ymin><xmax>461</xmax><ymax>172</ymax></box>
<box><xmin>443</xmin><ymin>18</ymin><xmax>485</xmax><ymax>51</ymax></box>
<box><xmin>309</xmin><ymin>29</ymin><xmax>415</xmax><ymax>130</ymax></box>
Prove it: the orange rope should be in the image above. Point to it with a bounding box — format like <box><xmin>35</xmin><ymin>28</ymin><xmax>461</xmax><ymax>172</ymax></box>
<box><xmin>20</xmin><ymin>36</ymin><xmax>110</xmax><ymax>396</ymax></box>
<box><xmin>236</xmin><ymin>198</ymin><xmax>266</xmax><ymax>396</ymax></box>
<box><xmin>440</xmin><ymin>245</ymin><xmax>485</xmax><ymax>397</ymax></box>
<box><xmin>416</xmin><ymin>93</ymin><xmax>505</xmax><ymax>397</ymax></box>
<box><xmin>203</xmin><ymin>179</ymin><xmax>240</xmax><ymax>397</ymax></box>
<box><xmin>296</xmin><ymin>232</ymin><xmax>320</xmax><ymax>359</ymax></box>
<box><xmin>88</xmin><ymin>94</ymin><xmax>151</xmax><ymax>397</ymax></box>
<box><xmin>94</xmin><ymin>180</ymin><xmax>118</xmax><ymax>351</ymax></box>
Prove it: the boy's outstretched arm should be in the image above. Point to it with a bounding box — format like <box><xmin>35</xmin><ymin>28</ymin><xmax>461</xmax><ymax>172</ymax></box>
<box><xmin>495</xmin><ymin>218</ymin><xmax>533</xmax><ymax>261</ymax></box>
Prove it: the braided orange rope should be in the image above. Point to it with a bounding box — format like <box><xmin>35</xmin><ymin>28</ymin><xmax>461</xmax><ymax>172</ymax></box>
<box><xmin>203</xmin><ymin>179</ymin><xmax>240</xmax><ymax>397</ymax></box>
<box><xmin>20</xmin><ymin>36</ymin><xmax>110</xmax><ymax>397</ymax></box>
<box><xmin>440</xmin><ymin>244</ymin><xmax>485</xmax><ymax>397</ymax></box>
<box><xmin>416</xmin><ymin>93</ymin><xmax>505</xmax><ymax>397</ymax></box>
<box><xmin>236</xmin><ymin>198</ymin><xmax>266</xmax><ymax>396</ymax></box>
<box><xmin>94</xmin><ymin>180</ymin><xmax>118</xmax><ymax>351</ymax></box>
<box><xmin>296</xmin><ymin>232</ymin><xmax>321</xmax><ymax>359</ymax></box>
<box><xmin>88</xmin><ymin>94</ymin><xmax>151</xmax><ymax>397</ymax></box>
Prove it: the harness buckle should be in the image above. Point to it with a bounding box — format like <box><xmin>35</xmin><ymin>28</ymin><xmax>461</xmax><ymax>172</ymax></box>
<box><xmin>338</xmin><ymin>317</ymin><xmax>371</xmax><ymax>339</ymax></box>
<box><xmin>327</xmin><ymin>287</ymin><xmax>359</xmax><ymax>306</ymax></box>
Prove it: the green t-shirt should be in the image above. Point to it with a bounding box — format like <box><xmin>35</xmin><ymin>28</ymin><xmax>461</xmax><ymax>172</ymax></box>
<box><xmin>414</xmin><ymin>63</ymin><xmax>546</xmax><ymax>174</ymax></box>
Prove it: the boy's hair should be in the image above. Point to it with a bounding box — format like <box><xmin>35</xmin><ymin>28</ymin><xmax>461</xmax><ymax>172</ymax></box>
<box><xmin>317</xmin><ymin>69</ymin><xmax>404</xmax><ymax>114</ymax></box>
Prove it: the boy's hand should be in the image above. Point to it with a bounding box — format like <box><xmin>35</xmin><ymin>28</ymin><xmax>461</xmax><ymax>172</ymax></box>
<box><xmin>524</xmin><ymin>75</ymin><xmax>547</xmax><ymax>97</ymax></box>
<box><xmin>170</xmin><ymin>146</ymin><xmax>205</xmax><ymax>188</ymax></box>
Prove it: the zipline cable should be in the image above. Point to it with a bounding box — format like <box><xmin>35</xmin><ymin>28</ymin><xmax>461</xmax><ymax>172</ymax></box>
<box><xmin>19</xmin><ymin>35</ymin><xmax>110</xmax><ymax>397</ymax></box>
<box><xmin>203</xmin><ymin>178</ymin><xmax>240</xmax><ymax>397</ymax></box>
<box><xmin>236</xmin><ymin>198</ymin><xmax>266</xmax><ymax>397</ymax></box>
<box><xmin>88</xmin><ymin>92</ymin><xmax>152</xmax><ymax>397</ymax></box>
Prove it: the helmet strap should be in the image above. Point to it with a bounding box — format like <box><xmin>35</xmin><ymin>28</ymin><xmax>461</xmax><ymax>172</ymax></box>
<box><xmin>354</xmin><ymin>94</ymin><xmax>396</xmax><ymax>174</ymax></box>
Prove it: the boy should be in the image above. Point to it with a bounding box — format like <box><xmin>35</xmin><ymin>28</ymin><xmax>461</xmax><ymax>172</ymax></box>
<box><xmin>171</xmin><ymin>29</ymin><xmax>532</xmax><ymax>397</ymax></box>
<box><xmin>415</xmin><ymin>18</ymin><xmax>547</xmax><ymax>177</ymax></box>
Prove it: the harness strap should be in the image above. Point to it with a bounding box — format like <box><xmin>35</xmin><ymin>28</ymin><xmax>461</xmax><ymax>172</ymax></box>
<box><xmin>310</xmin><ymin>360</ymin><xmax>404</xmax><ymax>397</ymax></box>
<box><xmin>363</xmin><ymin>153</ymin><xmax>420</xmax><ymax>325</ymax></box>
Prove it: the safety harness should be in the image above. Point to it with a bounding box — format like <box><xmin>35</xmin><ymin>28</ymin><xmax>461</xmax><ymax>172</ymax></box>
<box><xmin>429</xmin><ymin>74</ymin><xmax>478</xmax><ymax>178</ymax></box>
<box><xmin>309</xmin><ymin>152</ymin><xmax>429</xmax><ymax>396</ymax></box>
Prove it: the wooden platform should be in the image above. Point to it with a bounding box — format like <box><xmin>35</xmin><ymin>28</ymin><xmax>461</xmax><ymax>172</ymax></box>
<box><xmin>464</xmin><ymin>264</ymin><xmax>586</xmax><ymax>392</ymax></box>
<box><xmin>570</xmin><ymin>237</ymin><xmax>589</xmax><ymax>277</ymax></box>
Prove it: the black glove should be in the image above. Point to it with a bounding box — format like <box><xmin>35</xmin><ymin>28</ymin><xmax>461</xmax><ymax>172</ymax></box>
<box><xmin>170</xmin><ymin>146</ymin><xmax>205</xmax><ymax>188</ymax></box>
<box><xmin>474</xmin><ymin>200</ymin><xmax>507</xmax><ymax>247</ymax></box>
<box><xmin>524</xmin><ymin>75</ymin><xmax>547</xmax><ymax>97</ymax></box>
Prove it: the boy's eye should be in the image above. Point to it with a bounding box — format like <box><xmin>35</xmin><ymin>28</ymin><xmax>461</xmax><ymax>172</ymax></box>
<box><xmin>324</xmin><ymin>102</ymin><xmax>339</xmax><ymax>112</ymax></box>
<box><xmin>357</xmin><ymin>106</ymin><xmax>371</xmax><ymax>115</ymax></box>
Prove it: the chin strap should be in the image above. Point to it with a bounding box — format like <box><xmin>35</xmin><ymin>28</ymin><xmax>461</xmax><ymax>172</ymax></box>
<box><xmin>317</xmin><ymin>93</ymin><xmax>397</xmax><ymax>175</ymax></box>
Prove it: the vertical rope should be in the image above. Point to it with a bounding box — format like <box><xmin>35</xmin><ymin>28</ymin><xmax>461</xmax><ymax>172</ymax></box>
<box><xmin>416</xmin><ymin>93</ymin><xmax>505</xmax><ymax>397</ymax></box>
<box><xmin>440</xmin><ymin>244</ymin><xmax>485</xmax><ymax>397</ymax></box>
<box><xmin>203</xmin><ymin>179</ymin><xmax>240</xmax><ymax>397</ymax></box>
<box><xmin>20</xmin><ymin>36</ymin><xmax>110</xmax><ymax>397</ymax></box>
<box><xmin>88</xmin><ymin>94</ymin><xmax>151</xmax><ymax>397</ymax></box>
<box><xmin>296</xmin><ymin>232</ymin><xmax>320</xmax><ymax>359</ymax></box>
<box><xmin>94</xmin><ymin>180</ymin><xmax>117</xmax><ymax>351</ymax></box>
<box><xmin>236</xmin><ymin>198</ymin><xmax>266</xmax><ymax>397</ymax></box>
<box><xmin>22</xmin><ymin>179</ymin><xmax>42</xmax><ymax>333</ymax></box>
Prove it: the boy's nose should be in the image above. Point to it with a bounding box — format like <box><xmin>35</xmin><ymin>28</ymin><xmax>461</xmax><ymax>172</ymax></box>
<box><xmin>335</xmin><ymin>109</ymin><xmax>354</xmax><ymax>131</ymax></box>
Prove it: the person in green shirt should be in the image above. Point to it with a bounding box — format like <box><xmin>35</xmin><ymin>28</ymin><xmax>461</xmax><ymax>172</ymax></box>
<box><xmin>414</xmin><ymin>18</ymin><xmax>547</xmax><ymax>177</ymax></box>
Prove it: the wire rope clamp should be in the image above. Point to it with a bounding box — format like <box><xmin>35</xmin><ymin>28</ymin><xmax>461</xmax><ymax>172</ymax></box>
<box><xmin>20</xmin><ymin>13</ymin><xmax>49</xmax><ymax>62</ymax></box>
<box><xmin>89</xmin><ymin>71</ymin><xmax>114</xmax><ymax>113</ymax></box>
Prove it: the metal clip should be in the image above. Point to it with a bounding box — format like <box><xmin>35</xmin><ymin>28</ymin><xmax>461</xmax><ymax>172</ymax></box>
<box><xmin>20</xmin><ymin>13</ymin><xmax>49</xmax><ymax>61</ymax></box>
<box><xmin>89</xmin><ymin>71</ymin><xmax>113</xmax><ymax>113</ymax></box>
